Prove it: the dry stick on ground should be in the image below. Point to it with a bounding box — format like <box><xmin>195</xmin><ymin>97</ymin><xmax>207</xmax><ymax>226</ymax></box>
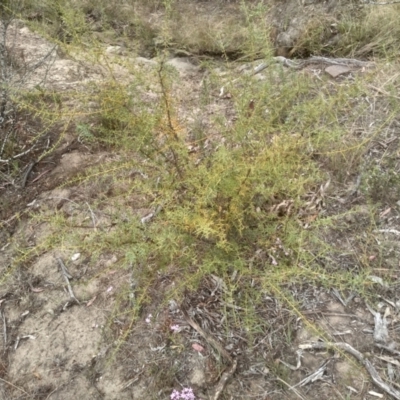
<box><xmin>251</xmin><ymin>55</ymin><xmax>375</xmax><ymax>77</ymax></box>
<box><xmin>30</xmin><ymin>169</ymin><xmax>50</xmax><ymax>184</ymax></box>
<box><xmin>212</xmin><ymin>359</ymin><xmax>238</xmax><ymax>400</ymax></box>
<box><xmin>299</xmin><ymin>342</ymin><xmax>400</xmax><ymax>400</ymax></box>
<box><xmin>375</xmin><ymin>229</ymin><xmax>400</xmax><ymax>235</ymax></box>
<box><xmin>0</xmin><ymin>7</ymin><xmax>57</xmax><ymax>190</ymax></box>
<box><xmin>294</xmin><ymin>359</ymin><xmax>332</xmax><ymax>388</ymax></box>
<box><xmin>0</xmin><ymin>376</ymin><xmax>30</xmax><ymax>398</ymax></box>
<box><xmin>85</xmin><ymin>202</ymin><xmax>97</xmax><ymax>230</ymax></box>
<box><xmin>20</xmin><ymin>161</ymin><xmax>36</xmax><ymax>188</ymax></box>
<box><xmin>180</xmin><ymin>307</ymin><xmax>236</xmax><ymax>400</ymax></box>
<box><xmin>1</xmin><ymin>309</ymin><xmax>6</xmax><ymax>352</ymax></box>
<box><xmin>369</xmin><ymin>85</ymin><xmax>400</xmax><ymax>101</ymax></box>
<box><xmin>275</xmin><ymin>377</ymin><xmax>307</xmax><ymax>400</ymax></box>
<box><xmin>362</xmin><ymin>0</ymin><xmax>400</xmax><ymax>4</ymax></box>
<box><xmin>375</xmin><ymin>343</ymin><xmax>400</xmax><ymax>357</ymax></box>
<box><xmin>279</xmin><ymin>350</ymin><xmax>303</xmax><ymax>371</ymax></box>
<box><xmin>56</xmin><ymin>257</ymin><xmax>80</xmax><ymax>305</ymax></box>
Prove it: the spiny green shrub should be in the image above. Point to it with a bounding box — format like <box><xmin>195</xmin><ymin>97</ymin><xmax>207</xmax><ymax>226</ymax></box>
<box><xmin>77</xmin><ymin>62</ymin><xmax>322</xmax><ymax>283</ymax></box>
<box><xmin>45</xmin><ymin>56</ymin><xmax>387</xmax><ymax>300</ymax></box>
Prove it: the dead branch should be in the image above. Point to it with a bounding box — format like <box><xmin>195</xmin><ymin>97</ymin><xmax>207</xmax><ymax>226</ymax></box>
<box><xmin>1</xmin><ymin>309</ymin><xmax>6</xmax><ymax>352</ymax></box>
<box><xmin>369</xmin><ymin>85</ymin><xmax>400</xmax><ymax>101</ymax></box>
<box><xmin>20</xmin><ymin>160</ymin><xmax>36</xmax><ymax>188</ymax></box>
<box><xmin>304</xmin><ymin>56</ymin><xmax>374</xmax><ymax>68</ymax></box>
<box><xmin>300</xmin><ymin>342</ymin><xmax>400</xmax><ymax>400</ymax></box>
<box><xmin>362</xmin><ymin>0</ymin><xmax>400</xmax><ymax>4</ymax></box>
<box><xmin>374</xmin><ymin>229</ymin><xmax>400</xmax><ymax>236</ymax></box>
<box><xmin>181</xmin><ymin>306</ymin><xmax>236</xmax><ymax>400</ymax></box>
<box><xmin>275</xmin><ymin>377</ymin><xmax>307</xmax><ymax>400</ymax></box>
<box><xmin>252</xmin><ymin>56</ymin><xmax>374</xmax><ymax>76</ymax></box>
<box><xmin>0</xmin><ymin>5</ymin><xmax>57</xmax><ymax>183</ymax></box>
<box><xmin>211</xmin><ymin>359</ymin><xmax>237</xmax><ymax>400</ymax></box>
<box><xmin>0</xmin><ymin>376</ymin><xmax>29</xmax><ymax>397</ymax></box>
<box><xmin>85</xmin><ymin>202</ymin><xmax>97</xmax><ymax>230</ymax></box>
<box><xmin>181</xmin><ymin>306</ymin><xmax>232</xmax><ymax>363</ymax></box>
<box><xmin>375</xmin><ymin>343</ymin><xmax>400</xmax><ymax>357</ymax></box>
<box><xmin>56</xmin><ymin>257</ymin><xmax>80</xmax><ymax>305</ymax></box>
<box><xmin>280</xmin><ymin>350</ymin><xmax>303</xmax><ymax>371</ymax></box>
<box><xmin>295</xmin><ymin>359</ymin><xmax>332</xmax><ymax>388</ymax></box>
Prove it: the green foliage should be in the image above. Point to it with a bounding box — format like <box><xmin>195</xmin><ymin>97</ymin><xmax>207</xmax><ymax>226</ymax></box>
<box><xmin>69</xmin><ymin>66</ymin><xmax>306</xmax><ymax>293</ymax></box>
<box><xmin>62</xmin><ymin>52</ymin><xmax>390</xmax><ymax>305</ymax></box>
<box><xmin>83</xmin><ymin>80</ymin><xmax>159</xmax><ymax>149</ymax></box>
<box><xmin>336</xmin><ymin>4</ymin><xmax>400</xmax><ymax>59</ymax></box>
<box><xmin>2</xmin><ymin>2</ymin><xmax>400</xmax><ymax>397</ymax></box>
<box><xmin>363</xmin><ymin>163</ymin><xmax>400</xmax><ymax>205</ymax></box>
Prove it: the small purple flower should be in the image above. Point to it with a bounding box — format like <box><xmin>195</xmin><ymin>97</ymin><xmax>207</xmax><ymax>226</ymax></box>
<box><xmin>170</xmin><ymin>324</ymin><xmax>180</xmax><ymax>333</ymax></box>
<box><xmin>170</xmin><ymin>387</ymin><xmax>196</xmax><ymax>400</ymax></box>
<box><xmin>170</xmin><ymin>390</ymin><xmax>180</xmax><ymax>400</ymax></box>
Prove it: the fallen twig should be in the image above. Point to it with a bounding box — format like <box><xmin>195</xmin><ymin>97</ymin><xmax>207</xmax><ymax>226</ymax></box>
<box><xmin>280</xmin><ymin>350</ymin><xmax>303</xmax><ymax>371</ymax></box>
<box><xmin>56</xmin><ymin>257</ymin><xmax>80</xmax><ymax>304</ymax></box>
<box><xmin>374</xmin><ymin>229</ymin><xmax>400</xmax><ymax>235</ymax></box>
<box><xmin>45</xmin><ymin>385</ymin><xmax>62</xmax><ymax>400</ymax></box>
<box><xmin>252</xmin><ymin>56</ymin><xmax>374</xmax><ymax>76</ymax></box>
<box><xmin>30</xmin><ymin>169</ymin><xmax>50</xmax><ymax>184</ymax></box>
<box><xmin>362</xmin><ymin>0</ymin><xmax>400</xmax><ymax>4</ymax></box>
<box><xmin>274</xmin><ymin>377</ymin><xmax>307</xmax><ymax>400</ymax></box>
<box><xmin>304</xmin><ymin>56</ymin><xmax>373</xmax><ymax>68</ymax></box>
<box><xmin>14</xmin><ymin>335</ymin><xmax>35</xmax><ymax>350</ymax></box>
<box><xmin>0</xmin><ymin>376</ymin><xmax>30</xmax><ymax>397</ymax></box>
<box><xmin>20</xmin><ymin>160</ymin><xmax>36</xmax><ymax>188</ymax></box>
<box><xmin>369</xmin><ymin>85</ymin><xmax>400</xmax><ymax>101</ymax></box>
<box><xmin>1</xmin><ymin>309</ymin><xmax>6</xmax><ymax>352</ymax></box>
<box><xmin>211</xmin><ymin>359</ymin><xmax>237</xmax><ymax>400</ymax></box>
<box><xmin>376</xmin><ymin>355</ymin><xmax>400</xmax><ymax>367</ymax></box>
<box><xmin>366</xmin><ymin>304</ymin><xmax>391</xmax><ymax>344</ymax></box>
<box><xmin>121</xmin><ymin>370</ymin><xmax>145</xmax><ymax>390</ymax></box>
<box><xmin>300</xmin><ymin>342</ymin><xmax>400</xmax><ymax>399</ymax></box>
<box><xmin>141</xmin><ymin>204</ymin><xmax>163</xmax><ymax>225</ymax></box>
<box><xmin>85</xmin><ymin>202</ymin><xmax>97</xmax><ymax>230</ymax></box>
<box><xmin>181</xmin><ymin>306</ymin><xmax>236</xmax><ymax>400</ymax></box>
<box><xmin>375</xmin><ymin>343</ymin><xmax>400</xmax><ymax>357</ymax></box>
<box><xmin>295</xmin><ymin>359</ymin><xmax>331</xmax><ymax>388</ymax></box>
<box><xmin>181</xmin><ymin>307</ymin><xmax>232</xmax><ymax>363</ymax></box>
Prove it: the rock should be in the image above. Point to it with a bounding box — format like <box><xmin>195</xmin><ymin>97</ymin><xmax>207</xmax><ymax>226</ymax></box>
<box><xmin>105</xmin><ymin>45</ymin><xmax>123</xmax><ymax>55</ymax></box>
<box><xmin>325</xmin><ymin>65</ymin><xmax>352</xmax><ymax>78</ymax></box>
<box><xmin>135</xmin><ymin>57</ymin><xmax>158</xmax><ymax>67</ymax></box>
<box><xmin>165</xmin><ymin>57</ymin><xmax>199</xmax><ymax>75</ymax></box>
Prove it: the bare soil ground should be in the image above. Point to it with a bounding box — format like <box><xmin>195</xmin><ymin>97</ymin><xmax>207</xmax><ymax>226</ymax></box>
<box><xmin>1</xmin><ymin>1</ymin><xmax>400</xmax><ymax>399</ymax></box>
